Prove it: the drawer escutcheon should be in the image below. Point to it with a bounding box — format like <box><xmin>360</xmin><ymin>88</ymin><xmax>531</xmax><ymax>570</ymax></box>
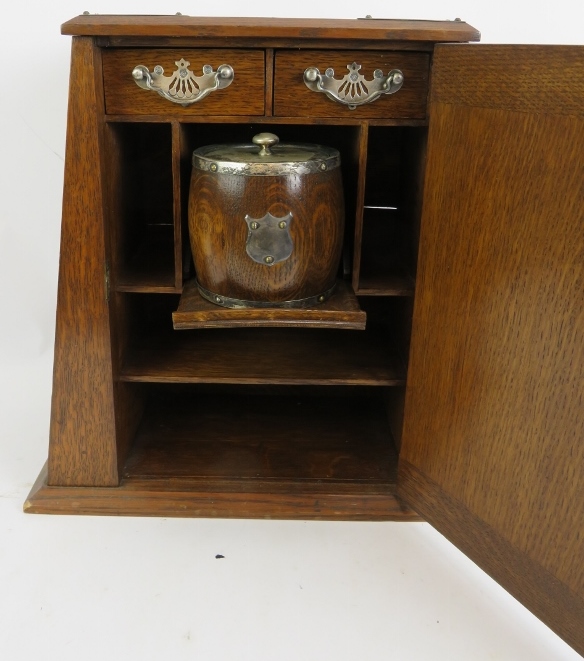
<box><xmin>304</xmin><ymin>62</ymin><xmax>403</xmax><ymax>110</ymax></box>
<box><xmin>131</xmin><ymin>58</ymin><xmax>234</xmax><ymax>106</ymax></box>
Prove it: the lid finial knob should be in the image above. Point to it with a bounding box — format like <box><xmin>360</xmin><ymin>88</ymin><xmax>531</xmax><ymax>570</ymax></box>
<box><xmin>253</xmin><ymin>132</ymin><xmax>279</xmax><ymax>157</ymax></box>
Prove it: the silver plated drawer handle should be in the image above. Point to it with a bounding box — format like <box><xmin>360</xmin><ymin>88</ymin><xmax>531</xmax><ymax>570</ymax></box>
<box><xmin>304</xmin><ymin>62</ymin><xmax>403</xmax><ymax>110</ymax></box>
<box><xmin>131</xmin><ymin>58</ymin><xmax>234</xmax><ymax>107</ymax></box>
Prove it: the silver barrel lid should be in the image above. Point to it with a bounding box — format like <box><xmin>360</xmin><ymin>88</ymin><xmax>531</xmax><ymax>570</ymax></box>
<box><xmin>192</xmin><ymin>132</ymin><xmax>341</xmax><ymax>176</ymax></box>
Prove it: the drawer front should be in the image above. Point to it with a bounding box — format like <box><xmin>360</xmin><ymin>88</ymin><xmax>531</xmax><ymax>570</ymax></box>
<box><xmin>274</xmin><ymin>50</ymin><xmax>429</xmax><ymax>119</ymax></box>
<box><xmin>103</xmin><ymin>49</ymin><xmax>265</xmax><ymax>115</ymax></box>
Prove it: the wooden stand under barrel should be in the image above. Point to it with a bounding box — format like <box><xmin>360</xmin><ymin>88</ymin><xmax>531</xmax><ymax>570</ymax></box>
<box><xmin>25</xmin><ymin>15</ymin><xmax>584</xmax><ymax>657</ymax></box>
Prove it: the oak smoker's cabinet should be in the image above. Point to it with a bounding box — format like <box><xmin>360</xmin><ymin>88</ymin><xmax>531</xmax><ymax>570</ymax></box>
<box><xmin>25</xmin><ymin>16</ymin><xmax>584</xmax><ymax>657</ymax></box>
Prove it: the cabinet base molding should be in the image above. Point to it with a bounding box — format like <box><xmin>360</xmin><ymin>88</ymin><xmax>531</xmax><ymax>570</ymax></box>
<box><xmin>25</xmin><ymin>464</ymin><xmax>420</xmax><ymax>520</ymax></box>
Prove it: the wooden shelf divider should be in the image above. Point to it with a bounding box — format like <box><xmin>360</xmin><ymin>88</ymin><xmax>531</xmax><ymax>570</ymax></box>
<box><xmin>121</xmin><ymin>326</ymin><xmax>405</xmax><ymax>386</ymax></box>
<box><xmin>356</xmin><ymin>274</ymin><xmax>416</xmax><ymax>297</ymax></box>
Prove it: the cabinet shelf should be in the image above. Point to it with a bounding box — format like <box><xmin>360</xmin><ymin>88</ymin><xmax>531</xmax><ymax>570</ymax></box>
<box><xmin>114</xmin><ymin>226</ymin><xmax>178</xmax><ymax>292</ymax></box>
<box><xmin>105</xmin><ymin>114</ymin><xmax>429</xmax><ymax>127</ymax></box>
<box><xmin>26</xmin><ymin>388</ymin><xmax>418</xmax><ymax>520</ymax></box>
<box><xmin>113</xmin><ymin>389</ymin><xmax>417</xmax><ymax>519</ymax></box>
<box><xmin>355</xmin><ymin>274</ymin><xmax>416</xmax><ymax>296</ymax></box>
<box><xmin>121</xmin><ymin>327</ymin><xmax>406</xmax><ymax>386</ymax></box>
<box><xmin>352</xmin><ymin>126</ymin><xmax>422</xmax><ymax>296</ymax></box>
<box><xmin>125</xmin><ymin>391</ymin><xmax>396</xmax><ymax>483</ymax></box>
<box><xmin>106</xmin><ymin>122</ymin><xmax>177</xmax><ymax>291</ymax></box>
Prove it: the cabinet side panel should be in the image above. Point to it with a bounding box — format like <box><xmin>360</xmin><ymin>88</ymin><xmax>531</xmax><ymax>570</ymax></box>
<box><xmin>48</xmin><ymin>37</ymin><xmax>118</xmax><ymax>486</ymax></box>
<box><xmin>400</xmin><ymin>45</ymin><xmax>584</xmax><ymax>656</ymax></box>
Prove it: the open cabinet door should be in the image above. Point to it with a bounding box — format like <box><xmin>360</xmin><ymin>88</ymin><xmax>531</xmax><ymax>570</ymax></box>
<box><xmin>398</xmin><ymin>45</ymin><xmax>584</xmax><ymax>655</ymax></box>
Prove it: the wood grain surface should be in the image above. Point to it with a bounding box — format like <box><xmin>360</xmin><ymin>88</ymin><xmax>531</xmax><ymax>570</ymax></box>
<box><xmin>121</xmin><ymin>325</ymin><xmax>404</xmax><ymax>385</ymax></box>
<box><xmin>25</xmin><ymin>462</ymin><xmax>420</xmax><ymax>520</ymax></box>
<box><xmin>274</xmin><ymin>51</ymin><xmax>429</xmax><ymax>119</ymax></box>
<box><xmin>431</xmin><ymin>44</ymin><xmax>584</xmax><ymax>116</ymax></box>
<box><xmin>125</xmin><ymin>392</ymin><xmax>396</xmax><ymax>482</ymax></box>
<box><xmin>27</xmin><ymin>389</ymin><xmax>420</xmax><ymax>520</ymax></box>
<box><xmin>62</xmin><ymin>15</ymin><xmax>480</xmax><ymax>44</ymax></box>
<box><xmin>37</xmin><ymin>16</ymin><xmax>465</xmax><ymax>528</ymax></box>
<box><xmin>171</xmin><ymin>121</ymin><xmax>184</xmax><ymax>288</ymax></box>
<box><xmin>399</xmin><ymin>44</ymin><xmax>584</xmax><ymax>656</ymax></box>
<box><xmin>189</xmin><ymin>167</ymin><xmax>344</xmax><ymax>302</ymax></box>
<box><xmin>172</xmin><ymin>279</ymin><xmax>366</xmax><ymax>329</ymax></box>
<box><xmin>47</xmin><ymin>38</ymin><xmax>119</xmax><ymax>486</ymax></box>
<box><xmin>105</xmin><ymin>123</ymin><xmax>177</xmax><ymax>292</ymax></box>
<box><xmin>350</xmin><ymin>123</ymin><xmax>368</xmax><ymax>290</ymax></box>
<box><xmin>399</xmin><ymin>460</ymin><xmax>584</xmax><ymax>656</ymax></box>
<box><xmin>103</xmin><ymin>49</ymin><xmax>265</xmax><ymax>116</ymax></box>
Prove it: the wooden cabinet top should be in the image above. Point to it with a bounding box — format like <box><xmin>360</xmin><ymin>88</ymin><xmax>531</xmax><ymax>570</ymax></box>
<box><xmin>61</xmin><ymin>15</ymin><xmax>480</xmax><ymax>44</ymax></box>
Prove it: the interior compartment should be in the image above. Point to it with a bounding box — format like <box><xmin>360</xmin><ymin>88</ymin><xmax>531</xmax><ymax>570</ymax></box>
<box><xmin>116</xmin><ymin>293</ymin><xmax>406</xmax><ymax>385</ymax></box>
<box><xmin>358</xmin><ymin>207</ymin><xmax>415</xmax><ymax>291</ymax></box>
<box><xmin>353</xmin><ymin>126</ymin><xmax>426</xmax><ymax>295</ymax></box>
<box><xmin>114</xmin><ymin>382</ymin><xmax>411</xmax><ymax>519</ymax></box>
<box><xmin>105</xmin><ymin>122</ymin><xmax>177</xmax><ymax>291</ymax></box>
<box><xmin>104</xmin><ymin>121</ymin><xmax>423</xmax><ymax>518</ymax></box>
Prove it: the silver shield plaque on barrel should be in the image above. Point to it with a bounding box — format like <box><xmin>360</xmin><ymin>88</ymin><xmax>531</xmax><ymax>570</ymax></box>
<box><xmin>244</xmin><ymin>212</ymin><xmax>293</xmax><ymax>266</ymax></box>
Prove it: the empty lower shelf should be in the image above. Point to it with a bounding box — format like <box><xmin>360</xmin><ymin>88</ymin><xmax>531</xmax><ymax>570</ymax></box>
<box><xmin>120</xmin><ymin>327</ymin><xmax>406</xmax><ymax>386</ymax></box>
<box><xmin>115</xmin><ymin>389</ymin><xmax>417</xmax><ymax>519</ymax></box>
<box><xmin>25</xmin><ymin>390</ymin><xmax>418</xmax><ymax>520</ymax></box>
<box><xmin>125</xmin><ymin>392</ymin><xmax>395</xmax><ymax>484</ymax></box>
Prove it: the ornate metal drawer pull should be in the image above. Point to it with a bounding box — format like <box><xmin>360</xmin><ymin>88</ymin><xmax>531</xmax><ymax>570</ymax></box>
<box><xmin>304</xmin><ymin>62</ymin><xmax>403</xmax><ymax>110</ymax></box>
<box><xmin>131</xmin><ymin>58</ymin><xmax>234</xmax><ymax>106</ymax></box>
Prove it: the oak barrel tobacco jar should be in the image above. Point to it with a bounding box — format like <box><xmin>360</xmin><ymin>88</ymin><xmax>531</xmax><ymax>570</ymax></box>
<box><xmin>189</xmin><ymin>132</ymin><xmax>344</xmax><ymax>308</ymax></box>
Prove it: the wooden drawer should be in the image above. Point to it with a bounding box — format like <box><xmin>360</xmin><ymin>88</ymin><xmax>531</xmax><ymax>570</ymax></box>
<box><xmin>274</xmin><ymin>50</ymin><xmax>429</xmax><ymax>119</ymax></box>
<box><xmin>102</xmin><ymin>49</ymin><xmax>265</xmax><ymax>115</ymax></box>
